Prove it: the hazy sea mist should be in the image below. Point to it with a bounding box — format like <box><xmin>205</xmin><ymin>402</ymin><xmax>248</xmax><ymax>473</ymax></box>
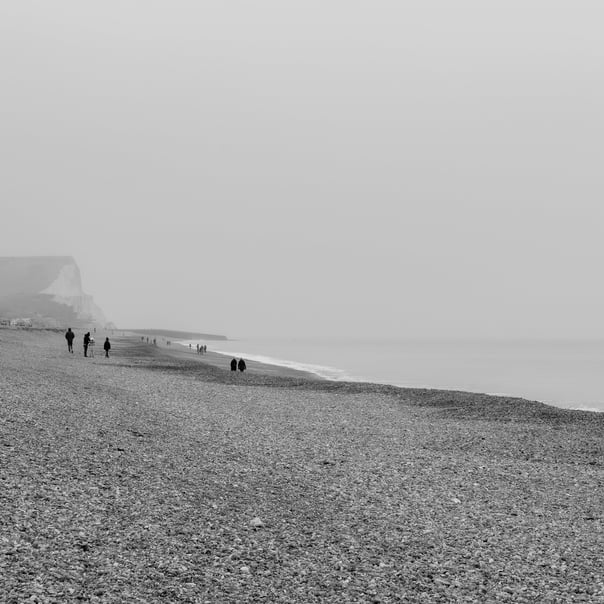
<box><xmin>180</xmin><ymin>337</ymin><xmax>604</xmax><ymax>412</ymax></box>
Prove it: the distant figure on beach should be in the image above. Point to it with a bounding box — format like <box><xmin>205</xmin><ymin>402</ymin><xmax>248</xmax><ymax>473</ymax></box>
<box><xmin>204</xmin><ymin>345</ymin><xmax>207</xmax><ymax>354</ymax></box>
<box><xmin>83</xmin><ymin>332</ymin><xmax>91</xmax><ymax>357</ymax></box>
<box><xmin>238</xmin><ymin>358</ymin><xmax>247</xmax><ymax>372</ymax></box>
<box><xmin>104</xmin><ymin>337</ymin><xmax>111</xmax><ymax>358</ymax></box>
<box><xmin>65</xmin><ymin>328</ymin><xmax>75</xmax><ymax>353</ymax></box>
<box><xmin>230</xmin><ymin>358</ymin><xmax>237</xmax><ymax>371</ymax></box>
<box><xmin>153</xmin><ymin>338</ymin><xmax>156</xmax><ymax>346</ymax></box>
<box><xmin>196</xmin><ymin>344</ymin><xmax>199</xmax><ymax>354</ymax></box>
<box><xmin>89</xmin><ymin>337</ymin><xmax>95</xmax><ymax>357</ymax></box>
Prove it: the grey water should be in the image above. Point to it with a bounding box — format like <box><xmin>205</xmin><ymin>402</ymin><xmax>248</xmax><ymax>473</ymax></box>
<box><xmin>182</xmin><ymin>337</ymin><xmax>604</xmax><ymax>412</ymax></box>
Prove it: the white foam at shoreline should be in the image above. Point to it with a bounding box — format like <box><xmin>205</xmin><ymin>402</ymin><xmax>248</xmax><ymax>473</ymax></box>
<box><xmin>215</xmin><ymin>349</ymin><xmax>355</xmax><ymax>381</ymax></box>
<box><xmin>176</xmin><ymin>339</ymin><xmax>359</xmax><ymax>381</ymax></box>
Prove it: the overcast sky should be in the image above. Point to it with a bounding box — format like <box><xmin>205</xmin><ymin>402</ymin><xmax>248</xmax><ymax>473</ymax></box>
<box><xmin>1</xmin><ymin>1</ymin><xmax>603</xmax><ymax>339</ymax></box>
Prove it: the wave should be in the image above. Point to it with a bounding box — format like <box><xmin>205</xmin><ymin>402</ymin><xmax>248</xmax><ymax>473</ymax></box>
<box><xmin>177</xmin><ymin>340</ymin><xmax>411</xmax><ymax>383</ymax></box>
<box><xmin>175</xmin><ymin>339</ymin><xmax>360</xmax><ymax>381</ymax></box>
<box><xmin>211</xmin><ymin>348</ymin><xmax>361</xmax><ymax>381</ymax></box>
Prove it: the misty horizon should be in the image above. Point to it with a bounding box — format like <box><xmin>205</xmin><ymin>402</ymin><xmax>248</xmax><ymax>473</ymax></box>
<box><xmin>2</xmin><ymin>2</ymin><xmax>602</xmax><ymax>340</ymax></box>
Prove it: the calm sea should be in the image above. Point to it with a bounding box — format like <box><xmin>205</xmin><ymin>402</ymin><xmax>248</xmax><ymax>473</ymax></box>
<box><xmin>180</xmin><ymin>337</ymin><xmax>604</xmax><ymax>412</ymax></box>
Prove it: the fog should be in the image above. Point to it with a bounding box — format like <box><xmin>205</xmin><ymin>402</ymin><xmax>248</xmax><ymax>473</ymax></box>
<box><xmin>1</xmin><ymin>1</ymin><xmax>603</xmax><ymax>339</ymax></box>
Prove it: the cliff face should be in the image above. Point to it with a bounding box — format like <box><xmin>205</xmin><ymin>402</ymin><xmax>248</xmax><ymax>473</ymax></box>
<box><xmin>0</xmin><ymin>256</ymin><xmax>112</xmax><ymax>328</ymax></box>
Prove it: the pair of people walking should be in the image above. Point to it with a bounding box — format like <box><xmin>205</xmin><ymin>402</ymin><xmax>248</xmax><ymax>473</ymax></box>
<box><xmin>65</xmin><ymin>329</ymin><xmax>110</xmax><ymax>358</ymax></box>
<box><xmin>230</xmin><ymin>358</ymin><xmax>246</xmax><ymax>372</ymax></box>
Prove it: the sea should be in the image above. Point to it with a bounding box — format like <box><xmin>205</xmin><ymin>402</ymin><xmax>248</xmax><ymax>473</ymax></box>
<box><xmin>178</xmin><ymin>337</ymin><xmax>604</xmax><ymax>412</ymax></box>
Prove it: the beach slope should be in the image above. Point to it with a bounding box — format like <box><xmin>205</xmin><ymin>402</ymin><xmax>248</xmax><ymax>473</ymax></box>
<box><xmin>1</xmin><ymin>330</ymin><xmax>602</xmax><ymax>602</ymax></box>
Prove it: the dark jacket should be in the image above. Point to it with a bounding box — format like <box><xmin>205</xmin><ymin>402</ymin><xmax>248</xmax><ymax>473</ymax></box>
<box><xmin>65</xmin><ymin>330</ymin><xmax>74</xmax><ymax>343</ymax></box>
<box><xmin>103</xmin><ymin>339</ymin><xmax>111</xmax><ymax>351</ymax></box>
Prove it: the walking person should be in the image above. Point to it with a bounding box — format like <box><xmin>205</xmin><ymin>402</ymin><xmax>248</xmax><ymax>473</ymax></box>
<box><xmin>83</xmin><ymin>332</ymin><xmax>91</xmax><ymax>357</ymax></box>
<box><xmin>238</xmin><ymin>358</ymin><xmax>247</xmax><ymax>372</ymax></box>
<box><xmin>230</xmin><ymin>358</ymin><xmax>237</xmax><ymax>371</ymax></box>
<box><xmin>103</xmin><ymin>337</ymin><xmax>111</xmax><ymax>358</ymax></box>
<box><xmin>89</xmin><ymin>337</ymin><xmax>95</xmax><ymax>357</ymax></box>
<box><xmin>65</xmin><ymin>328</ymin><xmax>75</xmax><ymax>353</ymax></box>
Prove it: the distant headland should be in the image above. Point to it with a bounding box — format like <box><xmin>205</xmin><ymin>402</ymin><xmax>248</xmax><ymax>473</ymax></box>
<box><xmin>128</xmin><ymin>329</ymin><xmax>227</xmax><ymax>341</ymax></box>
<box><xmin>0</xmin><ymin>256</ymin><xmax>112</xmax><ymax>329</ymax></box>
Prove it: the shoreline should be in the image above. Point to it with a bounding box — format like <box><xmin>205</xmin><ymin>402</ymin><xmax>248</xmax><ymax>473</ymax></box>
<box><xmin>160</xmin><ymin>338</ymin><xmax>322</xmax><ymax>381</ymax></box>
<box><xmin>168</xmin><ymin>337</ymin><xmax>604</xmax><ymax>415</ymax></box>
<box><xmin>133</xmin><ymin>332</ymin><xmax>603</xmax><ymax>423</ymax></box>
<box><xmin>1</xmin><ymin>328</ymin><xmax>603</xmax><ymax>601</ymax></box>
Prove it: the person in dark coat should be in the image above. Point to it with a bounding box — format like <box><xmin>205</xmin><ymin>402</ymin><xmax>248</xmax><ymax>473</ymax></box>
<box><xmin>103</xmin><ymin>337</ymin><xmax>111</xmax><ymax>358</ymax></box>
<box><xmin>238</xmin><ymin>358</ymin><xmax>247</xmax><ymax>372</ymax></box>
<box><xmin>230</xmin><ymin>358</ymin><xmax>237</xmax><ymax>371</ymax></box>
<box><xmin>65</xmin><ymin>328</ymin><xmax>75</xmax><ymax>353</ymax></box>
<box><xmin>83</xmin><ymin>332</ymin><xmax>91</xmax><ymax>357</ymax></box>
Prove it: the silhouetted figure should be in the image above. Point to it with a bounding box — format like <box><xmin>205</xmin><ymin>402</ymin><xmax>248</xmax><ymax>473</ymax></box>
<box><xmin>83</xmin><ymin>332</ymin><xmax>91</xmax><ymax>357</ymax></box>
<box><xmin>230</xmin><ymin>358</ymin><xmax>237</xmax><ymax>371</ymax></box>
<box><xmin>65</xmin><ymin>328</ymin><xmax>75</xmax><ymax>353</ymax></box>
<box><xmin>238</xmin><ymin>358</ymin><xmax>247</xmax><ymax>372</ymax></box>
<box><xmin>104</xmin><ymin>337</ymin><xmax>111</xmax><ymax>358</ymax></box>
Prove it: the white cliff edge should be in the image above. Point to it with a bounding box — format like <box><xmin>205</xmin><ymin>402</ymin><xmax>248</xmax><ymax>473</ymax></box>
<box><xmin>41</xmin><ymin>263</ymin><xmax>111</xmax><ymax>327</ymax></box>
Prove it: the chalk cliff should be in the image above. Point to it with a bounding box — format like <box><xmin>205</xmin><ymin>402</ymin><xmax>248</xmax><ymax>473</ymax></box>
<box><xmin>0</xmin><ymin>256</ymin><xmax>112</xmax><ymax>328</ymax></box>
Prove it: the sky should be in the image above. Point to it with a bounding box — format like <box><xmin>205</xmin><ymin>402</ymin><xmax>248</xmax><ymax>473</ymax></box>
<box><xmin>1</xmin><ymin>1</ymin><xmax>603</xmax><ymax>339</ymax></box>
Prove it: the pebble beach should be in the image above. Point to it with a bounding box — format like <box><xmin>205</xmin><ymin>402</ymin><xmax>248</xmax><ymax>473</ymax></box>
<box><xmin>1</xmin><ymin>329</ymin><xmax>603</xmax><ymax>603</ymax></box>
